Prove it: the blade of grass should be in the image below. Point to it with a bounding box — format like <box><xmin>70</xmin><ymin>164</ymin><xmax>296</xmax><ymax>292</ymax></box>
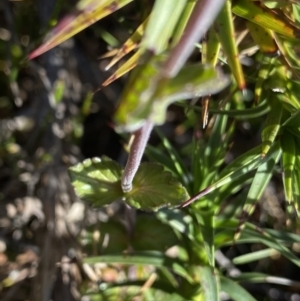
<box><xmin>215</xmin><ymin>0</ymin><xmax>246</xmax><ymax>89</ymax></box>
<box><xmin>220</xmin><ymin>276</ymin><xmax>257</xmax><ymax>301</ymax></box>
<box><xmin>233</xmin><ymin>248</ymin><xmax>280</xmax><ymax>265</ymax></box>
<box><xmin>232</xmin><ymin>0</ymin><xmax>300</xmax><ymax>40</ymax></box>
<box><xmin>29</xmin><ymin>0</ymin><xmax>132</xmax><ymax>59</ymax></box>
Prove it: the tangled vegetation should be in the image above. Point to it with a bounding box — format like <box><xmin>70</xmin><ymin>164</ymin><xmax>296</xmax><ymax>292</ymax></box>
<box><xmin>1</xmin><ymin>0</ymin><xmax>300</xmax><ymax>300</ymax></box>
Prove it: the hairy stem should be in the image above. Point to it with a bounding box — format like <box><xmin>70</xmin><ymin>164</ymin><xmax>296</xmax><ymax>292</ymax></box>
<box><xmin>121</xmin><ymin>120</ymin><xmax>154</xmax><ymax>192</ymax></box>
<box><xmin>163</xmin><ymin>0</ymin><xmax>226</xmax><ymax>78</ymax></box>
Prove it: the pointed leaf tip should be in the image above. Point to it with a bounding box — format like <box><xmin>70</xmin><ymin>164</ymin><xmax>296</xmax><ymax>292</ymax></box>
<box><xmin>28</xmin><ymin>0</ymin><xmax>132</xmax><ymax>59</ymax></box>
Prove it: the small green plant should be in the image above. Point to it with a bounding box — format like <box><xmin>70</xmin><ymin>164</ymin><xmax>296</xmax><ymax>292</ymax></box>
<box><xmin>29</xmin><ymin>0</ymin><xmax>300</xmax><ymax>300</ymax></box>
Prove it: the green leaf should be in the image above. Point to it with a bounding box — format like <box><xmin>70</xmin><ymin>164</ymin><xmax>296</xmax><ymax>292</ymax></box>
<box><xmin>215</xmin><ymin>220</ymin><xmax>300</xmax><ymax>269</ymax></box>
<box><xmin>81</xmin><ymin>220</ymin><xmax>129</xmax><ymax>254</ymax></box>
<box><xmin>114</xmin><ymin>61</ymin><xmax>229</xmax><ymax>132</ymax></box>
<box><xmin>202</xmin><ymin>28</ymin><xmax>220</xmax><ymax>66</ymax></box>
<box><xmin>261</xmin><ymin>94</ymin><xmax>283</xmax><ymax>157</ymax></box>
<box><xmin>131</xmin><ymin>215</ymin><xmax>178</xmax><ymax>251</ymax></box>
<box><xmin>29</xmin><ymin>0</ymin><xmax>133</xmax><ymax>59</ymax></box>
<box><xmin>232</xmin><ymin>0</ymin><xmax>300</xmax><ymax>40</ymax></box>
<box><xmin>198</xmin><ymin>266</ymin><xmax>220</xmax><ymax>301</ymax></box>
<box><xmin>176</xmin><ymin>98</ymin><xmax>270</xmax><ymax>118</ymax></box>
<box><xmin>124</xmin><ymin>163</ymin><xmax>189</xmax><ymax>211</ymax></box>
<box><xmin>83</xmin><ymin>251</ymin><xmax>193</xmax><ymax>282</ymax></box>
<box><xmin>215</xmin><ymin>0</ymin><xmax>246</xmax><ymax>89</ymax></box>
<box><xmin>105</xmin><ymin>17</ymin><xmax>149</xmax><ymax>70</ymax></box>
<box><xmin>233</xmin><ymin>248</ymin><xmax>279</xmax><ymax>265</ymax></box>
<box><xmin>102</xmin><ymin>280</ymin><xmax>183</xmax><ymax>297</ymax></box>
<box><xmin>281</xmin><ymin>131</ymin><xmax>296</xmax><ymax>202</ymax></box>
<box><xmin>180</xmin><ymin>155</ymin><xmax>262</xmax><ymax>207</ymax></box>
<box><xmin>233</xmin><ymin>272</ymin><xmax>300</xmax><ymax>288</ymax></box>
<box><xmin>140</xmin><ymin>0</ymin><xmax>187</xmax><ymax>54</ymax></box>
<box><xmin>234</xmin><ymin>145</ymin><xmax>281</xmax><ymax>241</ymax></box>
<box><xmin>220</xmin><ymin>276</ymin><xmax>257</xmax><ymax>301</ymax></box>
<box><xmin>69</xmin><ymin>156</ymin><xmax>123</xmax><ymax>206</ymax></box>
<box><xmin>156</xmin><ymin>128</ymin><xmax>190</xmax><ymax>187</ymax></box>
<box><xmin>247</xmin><ymin>22</ymin><xmax>277</xmax><ymax>55</ymax></box>
<box><xmin>171</xmin><ymin>0</ymin><xmax>197</xmax><ymax>45</ymax></box>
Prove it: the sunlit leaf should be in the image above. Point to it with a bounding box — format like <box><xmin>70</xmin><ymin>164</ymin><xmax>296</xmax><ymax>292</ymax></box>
<box><xmin>181</xmin><ymin>143</ymin><xmax>280</xmax><ymax>208</ymax></box>
<box><xmin>247</xmin><ymin>22</ymin><xmax>278</xmax><ymax>55</ymax></box>
<box><xmin>29</xmin><ymin>0</ymin><xmax>133</xmax><ymax>59</ymax></box>
<box><xmin>69</xmin><ymin>156</ymin><xmax>123</xmax><ymax>206</ymax></box>
<box><xmin>233</xmin><ymin>0</ymin><xmax>300</xmax><ymax>39</ymax></box>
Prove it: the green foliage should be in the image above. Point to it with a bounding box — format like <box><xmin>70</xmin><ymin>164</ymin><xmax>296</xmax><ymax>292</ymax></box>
<box><xmin>22</xmin><ymin>0</ymin><xmax>300</xmax><ymax>300</ymax></box>
<box><xmin>114</xmin><ymin>62</ymin><xmax>229</xmax><ymax>132</ymax></box>
<box><xmin>69</xmin><ymin>157</ymin><xmax>189</xmax><ymax>211</ymax></box>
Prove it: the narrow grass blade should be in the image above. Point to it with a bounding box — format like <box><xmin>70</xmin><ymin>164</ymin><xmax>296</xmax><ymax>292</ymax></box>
<box><xmin>99</xmin><ymin>49</ymin><xmax>141</xmax><ymax>90</ymax></box>
<box><xmin>177</xmin><ymin>98</ymin><xmax>270</xmax><ymax>118</ymax></box>
<box><xmin>261</xmin><ymin>94</ymin><xmax>283</xmax><ymax>157</ymax></box>
<box><xmin>180</xmin><ymin>146</ymin><xmax>266</xmax><ymax>207</ymax></box>
<box><xmin>101</xmin><ymin>279</ymin><xmax>183</xmax><ymax>296</ymax></box>
<box><xmin>29</xmin><ymin>0</ymin><xmax>132</xmax><ymax>59</ymax></box>
<box><xmin>145</xmin><ymin>145</ymin><xmax>180</xmax><ymax>176</ymax></box>
<box><xmin>233</xmin><ymin>272</ymin><xmax>300</xmax><ymax>288</ymax></box>
<box><xmin>205</xmin><ymin>106</ymin><xmax>229</xmax><ymax>170</ymax></box>
<box><xmin>198</xmin><ymin>266</ymin><xmax>220</xmax><ymax>301</ymax></box>
<box><xmin>202</xmin><ymin>29</ymin><xmax>220</xmax><ymax>66</ymax></box>
<box><xmin>215</xmin><ymin>0</ymin><xmax>246</xmax><ymax>89</ymax></box>
<box><xmin>220</xmin><ymin>276</ymin><xmax>257</xmax><ymax>301</ymax></box>
<box><xmin>140</xmin><ymin>0</ymin><xmax>187</xmax><ymax>54</ymax></box>
<box><xmin>232</xmin><ymin>0</ymin><xmax>300</xmax><ymax>39</ymax></box>
<box><xmin>233</xmin><ymin>248</ymin><xmax>280</xmax><ymax>265</ymax></box>
<box><xmin>84</xmin><ymin>251</ymin><xmax>194</xmax><ymax>283</ymax></box>
<box><xmin>233</xmin><ymin>144</ymin><xmax>281</xmax><ymax>241</ymax></box>
<box><xmin>219</xmin><ymin>144</ymin><xmax>262</xmax><ymax>178</ymax></box>
<box><xmin>254</xmin><ymin>57</ymin><xmax>275</xmax><ymax>103</ymax></box>
<box><xmin>215</xmin><ymin>221</ymin><xmax>300</xmax><ymax>268</ymax></box>
<box><xmin>281</xmin><ymin>131</ymin><xmax>296</xmax><ymax>203</ymax></box>
<box><xmin>171</xmin><ymin>0</ymin><xmax>196</xmax><ymax>45</ymax></box>
<box><xmin>201</xmin><ymin>28</ymin><xmax>221</xmax><ymax>126</ymax></box>
<box><xmin>105</xmin><ymin>17</ymin><xmax>149</xmax><ymax>70</ymax></box>
<box><xmin>156</xmin><ymin>128</ymin><xmax>190</xmax><ymax>187</ymax></box>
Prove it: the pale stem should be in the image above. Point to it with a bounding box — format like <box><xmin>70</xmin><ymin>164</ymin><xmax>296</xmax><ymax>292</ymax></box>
<box><xmin>121</xmin><ymin>120</ymin><xmax>154</xmax><ymax>193</ymax></box>
<box><xmin>162</xmin><ymin>0</ymin><xmax>226</xmax><ymax>78</ymax></box>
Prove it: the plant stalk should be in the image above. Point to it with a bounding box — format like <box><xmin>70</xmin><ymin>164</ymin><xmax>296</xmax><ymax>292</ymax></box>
<box><xmin>121</xmin><ymin>120</ymin><xmax>154</xmax><ymax>192</ymax></box>
<box><xmin>162</xmin><ymin>0</ymin><xmax>226</xmax><ymax>78</ymax></box>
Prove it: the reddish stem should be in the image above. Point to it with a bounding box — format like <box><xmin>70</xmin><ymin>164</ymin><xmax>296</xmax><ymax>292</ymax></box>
<box><xmin>121</xmin><ymin>120</ymin><xmax>154</xmax><ymax>192</ymax></box>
